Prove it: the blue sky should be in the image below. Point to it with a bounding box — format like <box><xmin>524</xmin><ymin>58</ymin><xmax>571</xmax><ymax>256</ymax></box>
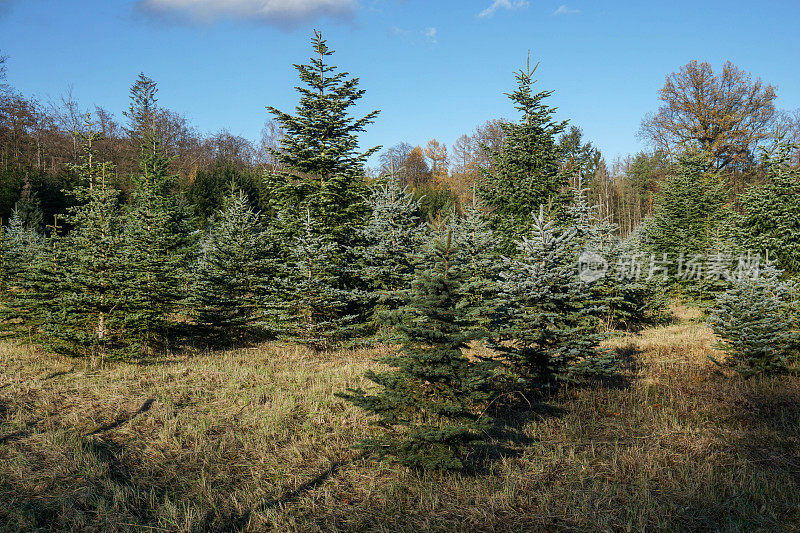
<box><xmin>1</xmin><ymin>0</ymin><xmax>799</xmax><ymax>167</ymax></box>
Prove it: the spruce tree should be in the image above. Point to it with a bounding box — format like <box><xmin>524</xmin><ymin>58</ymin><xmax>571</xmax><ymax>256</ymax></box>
<box><xmin>491</xmin><ymin>207</ymin><xmax>610</xmax><ymax>387</ymax></box>
<box><xmin>0</xmin><ymin>209</ymin><xmax>40</xmax><ymax>316</ymax></box>
<box><xmin>569</xmin><ymin>184</ymin><xmax>669</xmax><ymax>331</ymax></box>
<box><xmin>121</xmin><ymin>73</ymin><xmax>190</xmax><ymax>352</ymax></box>
<box><xmin>41</xmin><ymin>123</ymin><xmax>129</xmax><ymax>360</ymax></box>
<box><xmin>265</xmin><ymin>30</ymin><xmax>380</xmax><ymax>343</ymax></box>
<box><xmin>451</xmin><ymin>199</ymin><xmax>501</xmax><ymax>337</ymax></box>
<box><xmin>708</xmin><ymin>262</ymin><xmax>798</xmax><ymax>376</ymax></box>
<box><xmin>647</xmin><ymin>150</ymin><xmax>734</xmax><ymax>301</ymax></box>
<box><xmin>0</xmin><ymin>185</ymin><xmax>46</xmax><ymax>326</ymax></box>
<box><xmin>265</xmin><ymin>29</ymin><xmax>379</xmax><ymax>240</ymax></box>
<box><xmin>192</xmin><ymin>188</ymin><xmax>278</xmax><ymax>341</ymax></box>
<box><xmin>736</xmin><ymin>138</ymin><xmax>800</xmax><ymax>275</ymax></box>
<box><xmin>266</xmin><ymin>31</ymin><xmax>379</xmax><ymax>181</ymax></box>
<box><xmin>13</xmin><ymin>180</ymin><xmax>44</xmax><ymax>233</ymax></box>
<box><xmin>0</xmin><ymin>220</ymin><xmax>8</xmax><ymax>305</ymax></box>
<box><xmin>609</xmin><ymin>223</ymin><xmax>671</xmax><ymax>330</ymax></box>
<box><xmin>340</xmin><ymin>233</ymin><xmax>493</xmax><ymax>471</ymax></box>
<box><xmin>648</xmin><ymin>150</ymin><xmax>730</xmax><ymax>257</ymax></box>
<box><xmin>0</xmin><ymin>214</ymin><xmax>23</xmax><ymax>333</ymax></box>
<box><xmin>0</xmin><ymin>212</ymin><xmax>60</xmax><ymax>340</ymax></box>
<box><xmin>477</xmin><ymin>60</ymin><xmax>568</xmax><ymax>255</ymax></box>
<box><xmin>279</xmin><ymin>207</ymin><xmax>359</xmax><ymax>350</ymax></box>
<box><xmin>359</xmin><ymin>173</ymin><xmax>426</xmax><ymax>330</ymax></box>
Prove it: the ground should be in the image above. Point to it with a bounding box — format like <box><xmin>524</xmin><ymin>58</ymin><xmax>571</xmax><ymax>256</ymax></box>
<box><xmin>1</xmin><ymin>306</ymin><xmax>798</xmax><ymax>532</ymax></box>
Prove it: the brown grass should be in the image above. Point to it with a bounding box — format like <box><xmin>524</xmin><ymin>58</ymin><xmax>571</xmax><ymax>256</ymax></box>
<box><xmin>1</xmin><ymin>305</ymin><xmax>799</xmax><ymax>532</ymax></box>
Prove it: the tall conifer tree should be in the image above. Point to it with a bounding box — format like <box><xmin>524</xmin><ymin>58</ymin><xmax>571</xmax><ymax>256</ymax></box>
<box><xmin>266</xmin><ymin>30</ymin><xmax>379</xmax><ymax>237</ymax></box>
<box><xmin>266</xmin><ymin>31</ymin><xmax>380</xmax><ymax>343</ymax></box>
<box><xmin>478</xmin><ymin>60</ymin><xmax>568</xmax><ymax>254</ymax></box>
<box><xmin>569</xmin><ymin>184</ymin><xmax>669</xmax><ymax>331</ymax></box>
<box><xmin>42</xmin><ymin>123</ymin><xmax>128</xmax><ymax>360</ymax></box>
<box><xmin>13</xmin><ymin>180</ymin><xmax>44</xmax><ymax>234</ymax></box>
<box><xmin>121</xmin><ymin>73</ymin><xmax>189</xmax><ymax>351</ymax></box>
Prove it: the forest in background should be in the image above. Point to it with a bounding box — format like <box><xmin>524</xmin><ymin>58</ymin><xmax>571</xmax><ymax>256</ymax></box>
<box><xmin>3</xmin><ymin>45</ymin><xmax>799</xmax><ymax>235</ymax></box>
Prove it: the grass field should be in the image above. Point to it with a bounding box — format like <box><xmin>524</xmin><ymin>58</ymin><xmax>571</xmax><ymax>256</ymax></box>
<box><xmin>1</xmin><ymin>306</ymin><xmax>799</xmax><ymax>532</ymax></box>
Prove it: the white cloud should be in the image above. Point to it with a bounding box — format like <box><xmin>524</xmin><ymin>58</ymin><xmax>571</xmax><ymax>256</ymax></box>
<box><xmin>553</xmin><ymin>4</ymin><xmax>580</xmax><ymax>16</ymax></box>
<box><xmin>478</xmin><ymin>0</ymin><xmax>529</xmax><ymax>18</ymax></box>
<box><xmin>137</xmin><ymin>0</ymin><xmax>357</xmax><ymax>26</ymax></box>
<box><xmin>424</xmin><ymin>26</ymin><xmax>437</xmax><ymax>44</ymax></box>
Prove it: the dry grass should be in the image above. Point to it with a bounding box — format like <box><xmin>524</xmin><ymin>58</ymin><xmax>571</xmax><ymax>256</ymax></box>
<box><xmin>1</xmin><ymin>306</ymin><xmax>799</xmax><ymax>532</ymax></box>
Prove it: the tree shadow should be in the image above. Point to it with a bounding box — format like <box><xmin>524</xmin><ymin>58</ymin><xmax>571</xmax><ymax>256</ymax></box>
<box><xmin>87</xmin><ymin>398</ymin><xmax>155</xmax><ymax>436</ymax></box>
<box><xmin>722</xmin><ymin>379</ymin><xmax>800</xmax><ymax>482</ymax></box>
<box><xmin>468</xmin><ymin>392</ymin><xmax>568</xmax><ymax>473</ymax></box>
<box><xmin>0</xmin><ymin>430</ymin><xmax>31</xmax><ymax>445</ymax></box>
<box><xmin>169</xmin><ymin>323</ymin><xmax>277</xmax><ymax>353</ymax></box>
<box><xmin>214</xmin><ymin>452</ymin><xmax>369</xmax><ymax>532</ymax></box>
<box><xmin>43</xmin><ymin>368</ymin><xmax>74</xmax><ymax>380</ymax></box>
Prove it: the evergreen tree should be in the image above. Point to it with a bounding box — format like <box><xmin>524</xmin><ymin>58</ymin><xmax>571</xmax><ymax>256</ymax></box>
<box><xmin>569</xmin><ymin>185</ymin><xmax>670</xmax><ymax>331</ymax></box>
<box><xmin>0</xmin><ymin>212</ymin><xmax>60</xmax><ymax>340</ymax></box>
<box><xmin>340</xmin><ymin>233</ymin><xmax>493</xmax><ymax>471</ymax></box>
<box><xmin>0</xmin><ymin>220</ymin><xmax>8</xmax><ymax>304</ymax></box>
<box><xmin>737</xmin><ymin>138</ymin><xmax>800</xmax><ymax>275</ymax></box>
<box><xmin>708</xmin><ymin>262</ymin><xmax>798</xmax><ymax>376</ymax></box>
<box><xmin>608</xmin><ymin>222</ymin><xmax>672</xmax><ymax>330</ymax></box>
<box><xmin>359</xmin><ymin>173</ymin><xmax>426</xmax><ymax>330</ymax></box>
<box><xmin>491</xmin><ymin>207</ymin><xmax>610</xmax><ymax>387</ymax></box>
<box><xmin>0</xmin><ymin>206</ymin><xmax>43</xmax><ymax>293</ymax></box>
<box><xmin>192</xmin><ymin>188</ymin><xmax>277</xmax><ymax>340</ymax></box>
<box><xmin>121</xmin><ymin>73</ymin><xmax>190</xmax><ymax>352</ymax></box>
<box><xmin>648</xmin><ymin>150</ymin><xmax>730</xmax><ymax>256</ymax></box>
<box><xmin>13</xmin><ymin>179</ymin><xmax>44</xmax><ymax>233</ymax></box>
<box><xmin>265</xmin><ymin>30</ymin><xmax>381</xmax><ymax>343</ymax></box>
<box><xmin>0</xmin><ymin>210</ymin><xmax>38</xmax><ymax>333</ymax></box>
<box><xmin>647</xmin><ymin>150</ymin><xmax>733</xmax><ymax>300</ymax></box>
<box><xmin>451</xmin><ymin>199</ymin><xmax>501</xmax><ymax>336</ymax></box>
<box><xmin>279</xmin><ymin>207</ymin><xmax>359</xmax><ymax>350</ymax></box>
<box><xmin>41</xmin><ymin>124</ymin><xmax>129</xmax><ymax>360</ymax></box>
<box><xmin>477</xmin><ymin>60</ymin><xmax>568</xmax><ymax>255</ymax></box>
<box><xmin>0</xmin><ymin>183</ymin><xmax>46</xmax><ymax>327</ymax></box>
<box><xmin>266</xmin><ymin>29</ymin><xmax>379</xmax><ymax>240</ymax></box>
<box><xmin>187</xmin><ymin>160</ymin><xmax>267</xmax><ymax>226</ymax></box>
<box><xmin>266</xmin><ymin>31</ymin><xmax>379</xmax><ymax>181</ymax></box>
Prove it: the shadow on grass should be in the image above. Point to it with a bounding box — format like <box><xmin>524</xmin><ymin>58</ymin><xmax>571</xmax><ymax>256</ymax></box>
<box><xmin>88</xmin><ymin>398</ymin><xmax>155</xmax><ymax>436</ymax></box>
<box><xmin>471</xmin><ymin>344</ymin><xmax>642</xmax><ymax>472</ymax></box>
<box><xmin>0</xmin><ymin>430</ymin><xmax>30</xmax><ymax>445</ymax></box>
<box><xmin>470</xmin><ymin>405</ymin><xmax>566</xmax><ymax>472</ymax></box>
<box><xmin>44</xmin><ymin>368</ymin><xmax>74</xmax><ymax>380</ymax></box>
<box><xmin>722</xmin><ymin>377</ymin><xmax>800</xmax><ymax>483</ymax></box>
<box><xmin>217</xmin><ymin>452</ymin><xmax>370</xmax><ymax>532</ymax></box>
